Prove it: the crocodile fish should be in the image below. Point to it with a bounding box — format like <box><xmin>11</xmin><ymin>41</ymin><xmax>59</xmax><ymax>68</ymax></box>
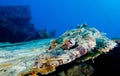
<box><xmin>0</xmin><ymin>25</ymin><xmax>117</xmax><ymax>76</ymax></box>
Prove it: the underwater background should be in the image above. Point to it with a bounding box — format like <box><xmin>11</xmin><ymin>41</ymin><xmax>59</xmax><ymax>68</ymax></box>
<box><xmin>0</xmin><ymin>0</ymin><xmax>120</xmax><ymax>38</ymax></box>
<box><xmin>0</xmin><ymin>0</ymin><xmax>120</xmax><ymax>76</ymax></box>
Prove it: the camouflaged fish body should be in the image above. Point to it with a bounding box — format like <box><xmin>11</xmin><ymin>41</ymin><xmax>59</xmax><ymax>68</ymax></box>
<box><xmin>24</xmin><ymin>26</ymin><xmax>116</xmax><ymax>75</ymax></box>
<box><xmin>0</xmin><ymin>25</ymin><xmax>117</xmax><ymax>76</ymax></box>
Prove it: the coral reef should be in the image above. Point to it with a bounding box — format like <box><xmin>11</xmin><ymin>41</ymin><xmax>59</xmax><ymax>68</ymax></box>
<box><xmin>0</xmin><ymin>24</ymin><xmax>117</xmax><ymax>76</ymax></box>
<box><xmin>0</xmin><ymin>6</ymin><xmax>54</xmax><ymax>43</ymax></box>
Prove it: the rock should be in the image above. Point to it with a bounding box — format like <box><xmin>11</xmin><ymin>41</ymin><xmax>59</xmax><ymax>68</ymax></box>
<box><xmin>67</xmin><ymin>63</ymin><xmax>94</xmax><ymax>76</ymax></box>
<box><xmin>56</xmin><ymin>63</ymin><xmax>94</xmax><ymax>76</ymax></box>
<box><xmin>91</xmin><ymin>39</ymin><xmax>120</xmax><ymax>76</ymax></box>
<box><xmin>0</xmin><ymin>6</ymin><xmax>31</xmax><ymax>24</ymax></box>
<box><xmin>0</xmin><ymin>6</ymin><xmax>54</xmax><ymax>43</ymax></box>
<box><xmin>49</xmin><ymin>30</ymin><xmax>56</xmax><ymax>37</ymax></box>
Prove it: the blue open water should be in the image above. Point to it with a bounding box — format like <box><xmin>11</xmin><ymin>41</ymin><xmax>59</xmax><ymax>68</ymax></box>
<box><xmin>0</xmin><ymin>0</ymin><xmax>119</xmax><ymax>38</ymax></box>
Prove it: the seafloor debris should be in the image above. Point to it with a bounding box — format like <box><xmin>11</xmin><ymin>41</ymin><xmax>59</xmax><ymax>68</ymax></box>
<box><xmin>0</xmin><ymin>24</ymin><xmax>117</xmax><ymax>76</ymax></box>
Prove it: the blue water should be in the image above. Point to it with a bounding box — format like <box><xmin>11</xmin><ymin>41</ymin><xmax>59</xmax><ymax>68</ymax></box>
<box><xmin>0</xmin><ymin>0</ymin><xmax>120</xmax><ymax>38</ymax></box>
